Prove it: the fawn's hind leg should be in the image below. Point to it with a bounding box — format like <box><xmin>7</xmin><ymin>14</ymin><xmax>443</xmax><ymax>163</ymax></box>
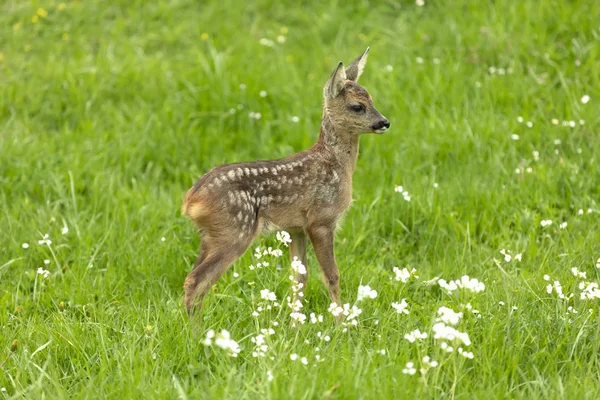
<box><xmin>184</xmin><ymin>233</ymin><xmax>253</xmax><ymax>317</ymax></box>
<box><xmin>307</xmin><ymin>224</ymin><xmax>341</xmax><ymax>308</ymax></box>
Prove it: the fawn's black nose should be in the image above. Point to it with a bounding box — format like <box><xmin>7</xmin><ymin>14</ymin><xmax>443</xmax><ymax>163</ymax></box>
<box><xmin>372</xmin><ymin>119</ymin><xmax>390</xmax><ymax>132</ymax></box>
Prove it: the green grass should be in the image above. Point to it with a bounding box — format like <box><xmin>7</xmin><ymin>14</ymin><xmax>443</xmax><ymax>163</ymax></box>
<box><xmin>1</xmin><ymin>0</ymin><xmax>600</xmax><ymax>398</ymax></box>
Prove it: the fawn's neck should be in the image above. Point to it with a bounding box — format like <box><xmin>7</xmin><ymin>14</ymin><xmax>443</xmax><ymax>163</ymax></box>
<box><xmin>315</xmin><ymin>112</ymin><xmax>360</xmax><ymax>174</ymax></box>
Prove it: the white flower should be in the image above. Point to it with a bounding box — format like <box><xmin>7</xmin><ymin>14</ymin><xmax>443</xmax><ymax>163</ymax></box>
<box><xmin>419</xmin><ymin>356</ymin><xmax>439</xmax><ymax>374</ymax></box>
<box><xmin>276</xmin><ymin>231</ymin><xmax>292</xmax><ymax>246</ymax></box>
<box><xmin>260</xmin><ymin>289</ymin><xmax>277</xmax><ymax>301</ymax></box>
<box><xmin>517</xmin><ymin>116</ymin><xmax>524</xmax><ymax>123</ymax></box>
<box><xmin>38</xmin><ymin>234</ymin><xmax>52</xmax><ymax>246</ymax></box>
<box><xmin>291</xmin><ymin>116</ymin><xmax>300</xmax><ymax>123</ymax></box>
<box><xmin>385</xmin><ymin>65</ymin><xmax>393</xmax><ymax>72</ymax></box>
<box><xmin>581</xmin><ymin>95</ymin><xmax>590</xmax><ymax>104</ymax></box>
<box><xmin>259</xmin><ymin>90</ymin><xmax>268</xmax><ymax>98</ymax></box>
<box><xmin>436</xmin><ymin>306</ymin><xmax>463</xmax><ymax>325</ymax></box>
<box><xmin>416</xmin><ymin>57</ymin><xmax>424</xmax><ymax>64</ymax></box>
<box><xmin>300</xmin><ymin>357</ymin><xmax>308</xmax><ymax>365</ymax></box>
<box><xmin>213</xmin><ymin>330</ymin><xmax>241</xmax><ymax>357</ymax></box>
<box><xmin>540</xmin><ymin>220</ymin><xmax>553</xmax><ymax>227</ymax></box>
<box><xmin>310</xmin><ymin>313</ymin><xmax>323</xmax><ymax>324</ymax></box>
<box><xmin>432</xmin><ymin>322</ymin><xmax>471</xmax><ymax>346</ymax></box>
<box><xmin>415</xmin><ymin>0</ymin><xmax>425</xmax><ymax>6</ymax></box>
<box><xmin>267</xmin><ymin>371</ymin><xmax>273</xmax><ymax>381</ymax></box>
<box><xmin>402</xmin><ymin>361</ymin><xmax>417</xmax><ymax>375</ymax></box>
<box><xmin>404</xmin><ymin>329</ymin><xmax>428</xmax><ymax>343</ymax></box>
<box><xmin>526</xmin><ymin>121</ymin><xmax>533</xmax><ymax>128</ymax></box>
<box><xmin>291</xmin><ymin>257</ymin><xmax>306</xmax><ymax>275</ymax></box>
<box><xmin>458</xmin><ymin>347</ymin><xmax>474</xmax><ymax>359</ymax></box>
<box><xmin>546</xmin><ymin>280</ymin><xmax>565</xmax><ymax>299</ymax></box>
<box><xmin>202</xmin><ymin>329</ymin><xmax>216</xmax><ymax>346</ymax></box>
<box><xmin>357</xmin><ymin>285</ymin><xmax>377</xmax><ymax>301</ymax></box>
<box><xmin>438</xmin><ymin>276</ymin><xmax>485</xmax><ymax>293</ymax></box>
<box><xmin>543</xmin><ymin>274</ymin><xmax>550</xmax><ymax>281</ymax></box>
<box><xmin>22</xmin><ymin>243</ymin><xmax>29</xmax><ymax>249</ymax></box>
<box><xmin>596</xmin><ymin>258</ymin><xmax>600</xmax><ymax>269</ymax></box>
<box><xmin>61</xmin><ymin>224</ymin><xmax>69</xmax><ymax>235</ymax></box>
<box><xmin>259</xmin><ymin>38</ymin><xmax>274</xmax><ymax>47</ymax></box>
<box><xmin>570</xmin><ymin>267</ymin><xmax>587</xmax><ymax>279</ymax></box>
<box><xmin>276</xmin><ymin>35</ymin><xmax>286</xmax><ymax>44</ymax></box>
<box><xmin>393</xmin><ymin>266</ymin><xmax>419</xmax><ymax>282</ymax></box>
<box><xmin>37</xmin><ymin>268</ymin><xmax>50</xmax><ymax>278</ymax></box>
<box><xmin>239</xmin><ymin>83</ymin><xmax>246</xmax><ymax>90</ymax></box>
<box><xmin>290</xmin><ymin>312</ymin><xmax>307</xmax><ymax>324</ymax></box>
<box><xmin>579</xmin><ymin>282</ymin><xmax>600</xmax><ymax>300</ymax></box>
<box><xmin>392</xmin><ymin>299</ymin><xmax>410</xmax><ymax>315</ymax></box>
<box><xmin>511</xmin><ymin>134</ymin><xmax>520</xmax><ymax>140</ymax></box>
<box><xmin>290</xmin><ymin>353</ymin><xmax>298</xmax><ymax>361</ymax></box>
<box><xmin>498</xmin><ymin>301</ymin><xmax>505</xmax><ymax>306</ymax></box>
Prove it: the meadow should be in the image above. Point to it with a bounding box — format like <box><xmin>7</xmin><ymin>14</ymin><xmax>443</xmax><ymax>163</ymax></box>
<box><xmin>1</xmin><ymin>0</ymin><xmax>600</xmax><ymax>398</ymax></box>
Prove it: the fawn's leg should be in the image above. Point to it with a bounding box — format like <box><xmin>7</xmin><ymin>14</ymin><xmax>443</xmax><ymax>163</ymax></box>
<box><xmin>290</xmin><ymin>231</ymin><xmax>308</xmax><ymax>303</ymax></box>
<box><xmin>184</xmin><ymin>234</ymin><xmax>252</xmax><ymax>317</ymax></box>
<box><xmin>306</xmin><ymin>225</ymin><xmax>341</xmax><ymax>307</ymax></box>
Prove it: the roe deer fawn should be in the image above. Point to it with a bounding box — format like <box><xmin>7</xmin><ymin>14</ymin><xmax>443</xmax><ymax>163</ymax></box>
<box><xmin>182</xmin><ymin>47</ymin><xmax>390</xmax><ymax>316</ymax></box>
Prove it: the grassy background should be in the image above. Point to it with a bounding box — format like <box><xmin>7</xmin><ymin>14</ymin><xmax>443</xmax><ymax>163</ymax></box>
<box><xmin>1</xmin><ymin>0</ymin><xmax>600</xmax><ymax>398</ymax></box>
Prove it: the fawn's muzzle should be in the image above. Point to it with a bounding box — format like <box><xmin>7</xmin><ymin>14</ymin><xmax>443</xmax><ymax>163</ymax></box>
<box><xmin>372</xmin><ymin>119</ymin><xmax>390</xmax><ymax>133</ymax></box>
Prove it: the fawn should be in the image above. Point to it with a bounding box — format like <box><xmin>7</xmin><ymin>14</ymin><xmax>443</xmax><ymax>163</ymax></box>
<box><xmin>182</xmin><ymin>47</ymin><xmax>390</xmax><ymax>316</ymax></box>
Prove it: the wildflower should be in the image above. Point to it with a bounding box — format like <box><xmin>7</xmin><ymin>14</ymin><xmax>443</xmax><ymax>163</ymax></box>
<box><xmin>44</xmin><ymin>259</ymin><xmax>50</xmax><ymax>265</ymax></box>
<box><xmin>559</xmin><ymin>222</ymin><xmax>567</xmax><ymax>229</ymax></box>
<box><xmin>290</xmin><ymin>353</ymin><xmax>298</xmax><ymax>361</ymax></box>
<box><xmin>259</xmin><ymin>90</ymin><xmax>268</xmax><ymax>98</ymax></box>
<box><xmin>526</xmin><ymin>121</ymin><xmax>533</xmax><ymax>128</ymax></box>
<box><xmin>290</xmin><ymin>312</ymin><xmax>307</xmax><ymax>324</ymax></box>
<box><xmin>37</xmin><ymin>8</ymin><xmax>48</xmax><ymax>17</ymax></box>
<box><xmin>581</xmin><ymin>95</ymin><xmax>590</xmax><ymax>104</ymax></box>
<box><xmin>259</xmin><ymin>38</ymin><xmax>274</xmax><ymax>47</ymax></box>
<box><xmin>239</xmin><ymin>83</ymin><xmax>246</xmax><ymax>90</ymax></box>
<box><xmin>291</xmin><ymin>257</ymin><xmax>306</xmax><ymax>275</ymax></box>
<box><xmin>160</xmin><ymin>237</ymin><xmax>166</xmax><ymax>242</ymax></box>
<box><xmin>393</xmin><ymin>266</ymin><xmax>419</xmax><ymax>282</ymax></box>
<box><xmin>38</xmin><ymin>234</ymin><xmax>52</xmax><ymax>246</ymax></box>
<box><xmin>570</xmin><ymin>268</ymin><xmax>587</xmax><ymax>279</ymax></box>
<box><xmin>511</xmin><ymin>134</ymin><xmax>520</xmax><ymax>140</ymax></box>
<box><xmin>546</xmin><ymin>280</ymin><xmax>565</xmax><ymax>299</ymax></box>
<box><xmin>310</xmin><ymin>313</ymin><xmax>323</xmax><ymax>324</ymax></box>
<box><xmin>596</xmin><ymin>258</ymin><xmax>600</xmax><ymax>269</ymax></box>
<box><xmin>280</xmin><ymin>27</ymin><xmax>288</xmax><ymax>34</ymax></box>
<box><xmin>356</xmin><ymin>285</ymin><xmax>377</xmax><ymax>301</ymax></box>
<box><xmin>260</xmin><ymin>289</ymin><xmax>277</xmax><ymax>301</ymax></box>
<box><xmin>276</xmin><ymin>231</ymin><xmax>292</xmax><ymax>246</ymax></box>
<box><xmin>436</xmin><ymin>306</ymin><xmax>463</xmax><ymax>325</ymax></box>
<box><xmin>291</xmin><ymin>116</ymin><xmax>300</xmax><ymax>123</ymax></box>
<box><xmin>420</xmin><ymin>356</ymin><xmax>439</xmax><ymax>375</ymax></box>
<box><xmin>37</xmin><ymin>268</ymin><xmax>50</xmax><ymax>278</ymax></box>
<box><xmin>391</xmin><ymin>299</ymin><xmax>409</xmax><ymax>315</ymax></box>
<box><xmin>394</xmin><ymin>185</ymin><xmax>411</xmax><ymax>201</ymax></box>
<box><xmin>267</xmin><ymin>370</ymin><xmax>274</xmax><ymax>381</ymax></box>
<box><xmin>404</xmin><ymin>329</ymin><xmax>428</xmax><ymax>343</ymax></box>
<box><xmin>202</xmin><ymin>329</ymin><xmax>215</xmax><ymax>345</ymax></box>
<box><xmin>385</xmin><ymin>65</ymin><xmax>393</xmax><ymax>72</ymax></box>
<box><xmin>579</xmin><ymin>282</ymin><xmax>600</xmax><ymax>300</ymax></box>
<box><xmin>440</xmin><ymin>341</ymin><xmax>454</xmax><ymax>352</ymax></box>
<box><xmin>402</xmin><ymin>361</ymin><xmax>417</xmax><ymax>375</ymax></box>
<box><xmin>438</xmin><ymin>276</ymin><xmax>485</xmax><ymax>293</ymax></box>
<box><xmin>213</xmin><ymin>330</ymin><xmax>241</xmax><ymax>357</ymax></box>
<box><xmin>22</xmin><ymin>243</ymin><xmax>29</xmax><ymax>249</ymax></box>
<box><xmin>540</xmin><ymin>220</ymin><xmax>553</xmax><ymax>227</ymax></box>
<box><xmin>498</xmin><ymin>301</ymin><xmax>505</xmax><ymax>306</ymax></box>
<box><xmin>432</xmin><ymin>322</ymin><xmax>471</xmax><ymax>346</ymax></box>
<box><xmin>277</xmin><ymin>35</ymin><xmax>286</xmax><ymax>44</ymax></box>
<box><xmin>416</xmin><ymin>0</ymin><xmax>425</xmax><ymax>6</ymax></box>
<box><xmin>379</xmin><ymin>349</ymin><xmax>386</xmax><ymax>355</ymax></box>
<box><xmin>579</xmin><ymin>120</ymin><xmax>585</xmax><ymax>125</ymax></box>
<box><xmin>300</xmin><ymin>357</ymin><xmax>308</xmax><ymax>365</ymax></box>
<box><xmin>551</xmin><ymin>118</ymin><xmax>559</xmax><ymax>125</ymax></box>
<box><xmin>543</xmin><ymin>274</ymin><xmax>550</xmax><ymax>281</ymax></box>
<box><xmin>416</xmin><ymin>57</ymin><xmax>424</xmax><ymax>64</ymax></box>
<box><xmin>517</xmin><ymin>116</ymin><xmax>524</xmax><ymax>123</ymax></box>
<box><xmin>58</xmin><ymin>3</ymin><xmax>67</xmax><ymax>10</ymax></box>
<box><xmin>458</xmin><ymin>347</ymin><xmax>474</xmax><ymax>359</ymax></box>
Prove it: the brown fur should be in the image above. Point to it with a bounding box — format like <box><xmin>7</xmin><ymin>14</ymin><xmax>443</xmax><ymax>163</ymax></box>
<box><xmin>182</xmin><ymin>48</ymin><xmax>390</xmax><ymax>316</ymax></box>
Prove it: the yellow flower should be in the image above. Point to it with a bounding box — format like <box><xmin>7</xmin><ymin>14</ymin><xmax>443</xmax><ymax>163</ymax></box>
<box><xmin>13</xmin><ymin>23</ymin><xmax>22</xmax><ymax>31</ymax></box>
<box><xmin>37</xmin><ymin>8</ymin><xmax>48</xmax><ymax>17</ymax></box>
<box><xmin>280</xmin><ymin>27</ymin><xmax>288</xmax><ymax>35</ymax></box>
<box><xmin>62</xmin><ymin>33</ymin><xmax>69</xmax><ymax>40</ymax></box>
<box><xmin>144</xmin><ymin>325</ymin><xmax>154</xmax><ymax>335</ymax></box>
<box><xmin>200</xmin><ymin>32</ymin><xmax>209</xmax><ymax>41</ymax></box>
<box><xmin>58</xmin><ymin>2</ymin><xmax>67</xmax><ymax>10</ymax></box>
<box><xmin>32</xmin><ymin>15</ymin><xmax>39</xmax><ymax>23</ymax></box>
<box><xmin>10</xmin><ymin>339</ymin><xmax>18</xmax><ymax>351</ymax></box>
<box><xmin>24</xmin><ymin>44</ymin><xmax>32</xmax><ymax>52</ymax></box>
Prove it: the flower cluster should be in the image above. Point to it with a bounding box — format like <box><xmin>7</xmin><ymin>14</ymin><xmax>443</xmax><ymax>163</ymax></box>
<box><xmin>356</xmin><ymin>285</ymin><xmax>378</xmax><ymax>302</ymax></box>
<box><xmin>202</xmin><ymin>330</ymin><xmax>241</xmax><ymax>357</ymax></box>
<box><xmin>391</xmin><ymin>299</ymin><xmax>409</xmax><ymax>315</ymax></box>
<box><xmin>438</xmin><ymin>276</ymin><xmax>485</xmax><ymax>293</ymax></box>
<box><xmin>328</xmin><ymin>303</ymin><xmax>362</xmax><ymax>326</ymax></box>
<box><xmin>394</xmin><ymin>185</ymin><xmax>411</xmax><ymax>201</ymax></box>
<box><xmin>393</xmin><ymin>267</ymin><xmax>419</xmax><ymax>283</ymax></box>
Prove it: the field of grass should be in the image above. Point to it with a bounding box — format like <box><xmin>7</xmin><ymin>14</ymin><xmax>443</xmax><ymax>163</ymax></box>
<box><xmin>1</xmin><ymin>0</ymin><xmax>600</xmax><ymax>398</ymax></box>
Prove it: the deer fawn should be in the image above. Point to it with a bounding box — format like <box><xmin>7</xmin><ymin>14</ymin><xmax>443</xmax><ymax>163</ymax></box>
<box><xmin>182</xmin><ymin>47</ymin><xmax>390</xmax><ymax>316</ymax></box>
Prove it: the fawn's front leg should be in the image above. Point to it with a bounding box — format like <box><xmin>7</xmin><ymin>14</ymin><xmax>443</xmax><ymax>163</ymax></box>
<box><xmin>306</xmin><ymin>225</ymin><xmax>341</xmax><ymax>308</ymax></box>
<box><xmin>290</xmin><ymin>231</ymin><xmax>308</xmax><ymax>303</ymax></box>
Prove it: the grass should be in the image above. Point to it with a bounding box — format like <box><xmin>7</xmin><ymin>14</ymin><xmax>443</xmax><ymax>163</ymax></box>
<box><xmin>1</xmin><ymin>0</ymin><xmax>600</xmax><ymax>398</ymax></box>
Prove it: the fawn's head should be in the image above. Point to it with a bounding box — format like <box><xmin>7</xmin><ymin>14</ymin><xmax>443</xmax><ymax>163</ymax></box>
<box><xmin>322</xmin><ymin>47</ymin><xmax>390</xmax><ymax>135</ymax></box>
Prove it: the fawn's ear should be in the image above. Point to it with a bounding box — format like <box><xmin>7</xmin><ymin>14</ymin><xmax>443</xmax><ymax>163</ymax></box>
<box><xmin>345</xmin><ymin>47</ymin><xmax>369</xmax><ymax>82</ymax></box>
<box><xmin>324</xmin><ymin>62</ymin><xmax>347</xmax><ymax>100</ymax></box>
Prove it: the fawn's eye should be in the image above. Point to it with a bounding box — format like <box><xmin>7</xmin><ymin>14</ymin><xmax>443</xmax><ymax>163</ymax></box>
<box><xmin>350</xmin><ymin>104</ymin><xmax>365</xmax><ymax>113</ymax></box>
